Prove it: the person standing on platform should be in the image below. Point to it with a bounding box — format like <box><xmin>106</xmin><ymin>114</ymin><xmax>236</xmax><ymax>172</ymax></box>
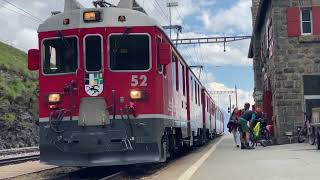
<box><xmin>239</xmin><ymin>106</ymin><xmax>257</xmax><ymax>150</ymax></box>
<box><xmin>228</xmin><ymin>108</ymin><xmax>241</xmax><ymax>147</ymax></box>
<box><xmin>240</xmin><ymin>102</ymin><xmax>251</xmax><ymax>115</ymax></box>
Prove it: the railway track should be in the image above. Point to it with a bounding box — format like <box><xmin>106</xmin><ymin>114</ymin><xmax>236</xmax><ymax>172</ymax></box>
<box><xmin>0</xmin><ymin>154</ymin><xmax>40</xmax><ymax>166</ymax></box>
<box><xmin>0</xmin><ymin>147</ymin><xmax>39</xmax><ymax>156</ymax></box>
<box><xmin>0</xmin><ymin>147</ymin><xmax>40</xmax><ymax>166</ymax></box>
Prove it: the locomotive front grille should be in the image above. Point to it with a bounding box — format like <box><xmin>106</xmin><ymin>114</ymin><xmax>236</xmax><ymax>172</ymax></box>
<box><xmin>79</xmin><ymin>97</ymin><xmax>110</xmax><ymax>126</ymax></box>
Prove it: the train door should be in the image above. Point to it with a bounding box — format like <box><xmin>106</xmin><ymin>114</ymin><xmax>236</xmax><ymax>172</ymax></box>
<box><xmin>178</xmin><ymin>61</ymin><xmax>188</xmax><ymax>137</ymax></box>
<box><xmin>201</xmin><ymin>90</ymin><xmax>206</xmax><ymax>131</ymax></box>
<box><xmin>173</xmin><ymin>56</ymin><xmax>188</xmax><ymax>137</ymax></box>
<box><xmin>186</xmin><ymin>70</ymin><xmax>191</xmax><ymax>137</ymax></box>
<box><xmin>171</xmin><ymin>55</ymin><xmax>177</xmax><ymax>118</ymax></box>
<box><xmin>78</xmin><ymin>29</ymin><xmax>108</xmax><ymax>126</ymax></box>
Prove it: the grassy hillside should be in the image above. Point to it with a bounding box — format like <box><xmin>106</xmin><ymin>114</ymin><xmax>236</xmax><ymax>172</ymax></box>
<box><xmin>0</xmin><ymin>41</ymin><xmax>39</xmax><ymax>149</ymax></box>
<box><xmin>0</xmin><ymin>42</ymin><xmax>32</xmax><ymax>75</ymax></box>
<box><xmin>0</xmin><ymin>41</ymin><xmax>38</xmax><ymax>121</ymax></box>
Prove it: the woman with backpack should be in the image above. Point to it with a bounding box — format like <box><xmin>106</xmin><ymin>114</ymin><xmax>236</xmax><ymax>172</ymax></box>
<box><xmin>228</xmin><ymin>108</ymin><xmax>241</xmax><ymax>147</ymax></box>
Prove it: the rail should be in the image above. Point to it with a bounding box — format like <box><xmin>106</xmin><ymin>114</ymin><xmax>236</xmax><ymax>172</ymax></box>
<box><xmin>0</xmin><ymin>147</ymin><xmax>40</xmax><ymax>166</ymax></box>
<box><xmin>0</xmin><ymin>154</ymin><xmax>40</xmax><ymax>166</ymax></box>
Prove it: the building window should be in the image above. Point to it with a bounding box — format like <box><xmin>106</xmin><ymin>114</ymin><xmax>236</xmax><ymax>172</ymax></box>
<box><xmin>301</xmin><ymin>8</ymin><xmax>312</xmax><ymax>35</ymax></box>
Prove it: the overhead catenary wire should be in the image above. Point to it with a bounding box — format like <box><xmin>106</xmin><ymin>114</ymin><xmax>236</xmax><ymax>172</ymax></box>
<box><xmin>170</xmin><ymin>3</ymin><xmax>202</xmax><ymax>68</ymax></box>
<box><xmin>150</xmin><ymin>1</ymin><xmax>169</xmax><ymax>24</ymax></box>
<box><xmin>2</xmin><ymin>0</ymin><xmax>44</xmax><ymax>22</ymax></box>
<box><xmin>153</xmin><ymin>0</ymin><xmax>170</xmax><ymax>21</ymax></box>
<box><xmin>0</xmin><ymin>3</ymin><xmax>42</xmax><ymax>24</ymax></box>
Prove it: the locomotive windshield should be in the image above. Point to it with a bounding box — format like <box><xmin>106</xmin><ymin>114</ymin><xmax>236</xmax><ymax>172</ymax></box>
<box><xmin>43</xmin><ymin>37</ymin><xmax>78</xmax><ymax>75</ymax></box>
<box><xmin>109</xmin><ymin>35</ymin><xmax>150</xmax><ymax>71</ymax></box>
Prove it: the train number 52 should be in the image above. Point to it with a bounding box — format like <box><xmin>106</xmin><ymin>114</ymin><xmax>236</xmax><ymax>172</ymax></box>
<box><xmin>131</xmin><ymin>75</ymin><xmax>147</xmax><ymax>87</ymax></box>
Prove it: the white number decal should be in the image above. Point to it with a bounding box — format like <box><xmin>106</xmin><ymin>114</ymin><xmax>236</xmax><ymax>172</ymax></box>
<box><xmin>131</xmin><ymin>75</ymin><xmax>147</xmax><ymax>87</ymax></box>
<box><xmin>131</xmin><ymin>75</ymin><xmax>139</xmax><ymax>87</ymax></box>
<box><xmin>140</xmin><ymin>75</ymin><xmax>147</xmax><ymax>86</ymax></box>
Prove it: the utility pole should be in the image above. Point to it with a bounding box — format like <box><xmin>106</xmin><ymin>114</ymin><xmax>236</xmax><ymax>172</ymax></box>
<box><xmin>209</xmin><ymin>90</ymin><xmax>236</xmax><ymax>113</ymax></box>
<box><xmin>167</xmin><ymin>2</ymin><xmax>178</xmax><ymax>39</ymax></box>
<box><xmin>235</xmin><ymin>85</ymin><xmax>238</xmax><ymax>108</ymax></box>
<box><xmin>163</xmin><ymin>25</ymin><xmax>182</xmax><ymax>46</ymax></box>
<box><xmin>189</xmin><ymin>65</ymin><xmax>203</xmax><ymax>80</ymax></box>
<box><xmin>229</xmin><ymin>95</ymin><xmax>232</xmax><ymax>115</ymax></box>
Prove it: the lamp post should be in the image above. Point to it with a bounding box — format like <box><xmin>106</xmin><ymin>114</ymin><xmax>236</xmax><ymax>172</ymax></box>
<box><xmin>167</xmin><ymin>2</ymin><xmax>178</xmax><ymax>39</ymax></box>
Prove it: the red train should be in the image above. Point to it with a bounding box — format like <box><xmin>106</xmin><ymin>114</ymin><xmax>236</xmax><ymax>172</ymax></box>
<box><xmin>27</xmin><ymin>0</ymin><xmax>224</xmax><ymax>166</ymax></box>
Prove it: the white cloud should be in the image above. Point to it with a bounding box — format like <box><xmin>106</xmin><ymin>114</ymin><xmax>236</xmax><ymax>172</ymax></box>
<box><xmin>207</xmin><ymin>81</ymin><xmax>254</xmax><ymax>112</ymax></box>
<box><xmin>13</xmin><ymin>28</ymin><xmax>38</xmax><ymax>49</ymax></box>
<box><xmin>190</xmin><ymin>67</ymin><xmax>253</xmax><ymax>112</ymax></box>
<box><xmin>177</xmin><ymin>32</ymin><xmax>252</xmax><ymax>66</ymax></box>
<box><xmin>200</xmin><ymin>0</ymin><xmax>252</xmax><ymax>34</ymax></box>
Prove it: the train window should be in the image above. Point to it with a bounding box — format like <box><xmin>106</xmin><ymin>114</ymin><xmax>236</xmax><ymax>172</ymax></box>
<box><xmin>190</xmin><ymin>77</ymin><xmax>193</xmax><ymax>101</ymax></box>
<box><xmin>43</xmin><ymin>37</ymin><xmax>78</xmax><ymax>75</ymax></box>
<box><xmin>198</xmin><ymin>85</ymin><xmax>200</xmax><ymax>106</ymax></box>
<box><xmin>179</xmin><ymin>63</ymin><xmax>185</xmax><ymax>95</ymax></box>
<box><xmin>172</xmin><ymin>56</ymin><xmax>176</xmax><ymax>90</ymax></box>
<box><xmin>181</xmin><ymin>64</ymin><xmax>186</xmax><ymax>96</ymax></box>
<box><xmin>195</xmin><ymin>81</ymin><xmax>197</xmax><ymax>104</ymax></box>
<box><xmin>156</xmin><ymin>37</ymin><xmax>163</xmax><ymax>74</ymax></box>
<box><xmin>109</xmin><ymin>35</ymin><xmax>150</xmax><ymax>71</ymax></box>
<box><xmin>85</xmin><ymin>35</ymin><xmax>102</xmax><ymax>72</ymax></box>
<box><xmin>175</xmin><ymin>59</ymin><xmax>179</xmax><ymax>91</ymax></box>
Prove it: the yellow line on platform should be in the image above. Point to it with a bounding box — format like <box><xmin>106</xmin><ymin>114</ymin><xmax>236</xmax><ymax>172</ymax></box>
<box><xmin>177</xmin><ymin>136</ymin><xmax>225</xmax><ymax>180</ymax></box>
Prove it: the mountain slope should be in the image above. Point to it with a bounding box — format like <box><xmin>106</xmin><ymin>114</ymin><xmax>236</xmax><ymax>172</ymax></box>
<box><xmin>0</xmin><ymin>41</ymin><xmax>39</xmax><ymax>149</ymax></box>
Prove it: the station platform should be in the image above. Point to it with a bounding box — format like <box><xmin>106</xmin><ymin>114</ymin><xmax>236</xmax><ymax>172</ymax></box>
<box><xmin>150</xmin><ymin>135</ymin><xmax>320</xmax><ymax>180</ymax></box>
<box><xmin>189</xmin><ymin>135</ymin><xmax>320</xmax><ymax>180</ymax></box>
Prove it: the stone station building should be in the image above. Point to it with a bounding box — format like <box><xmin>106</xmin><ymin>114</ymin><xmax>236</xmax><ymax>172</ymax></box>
<box><xmin>249</xmin><ymin>0</ymin><xmax>320</xmax><ymax>143</ymax></box>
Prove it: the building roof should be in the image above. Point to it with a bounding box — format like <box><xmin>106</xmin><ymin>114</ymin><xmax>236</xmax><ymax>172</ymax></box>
<box><xmin>248</xmin><ymin>0</ymin><xmax>270</xmax><ymax>58</ymax></box>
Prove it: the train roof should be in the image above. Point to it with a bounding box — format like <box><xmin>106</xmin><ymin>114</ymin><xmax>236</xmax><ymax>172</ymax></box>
<box><xmin>38</xmin><ymin>7</ymin><xmax>162</xmax><ymax>33</ymax></box>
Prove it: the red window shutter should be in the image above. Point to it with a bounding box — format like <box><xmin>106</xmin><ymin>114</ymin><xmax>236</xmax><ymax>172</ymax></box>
<box><xmin>287</xmin><ymin>7</ymin><xmax>301</xmax><ymax>37</ymax></box>
<box><xmin>312</xmin><ymin>6</ymin><xmax>320</xmax><ymax>35</ymax></box>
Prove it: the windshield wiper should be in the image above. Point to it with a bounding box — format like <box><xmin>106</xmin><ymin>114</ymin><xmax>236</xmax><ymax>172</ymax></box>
<box><xmin>58</xmin><ymin>31</ymin><xmax>71</xmax><ymax>49</ymax></box>
<box><xmin>113</xmin><ymin>27</ymin><xmax>132</xmax><ymax>54</ymax></box>
<box><xmin>122</xmin><ymin>27</ymin><xmax>131</xmax><ymax>36</ymax></box>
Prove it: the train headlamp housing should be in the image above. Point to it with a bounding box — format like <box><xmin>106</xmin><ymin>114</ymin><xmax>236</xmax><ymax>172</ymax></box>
<box><xmin>83</xmin><ymin>11</ymin><xmax>102</xmax><ymax>22</ymax></box>
<box><xmin>47</xmin><ymin>93</ymin><xmax>61</xmax><ymax>104</ymax></box>
<box><xmin>130</xmin><ymin>90</ymin><xmax>143</xmax><ymax>100</ymax></box>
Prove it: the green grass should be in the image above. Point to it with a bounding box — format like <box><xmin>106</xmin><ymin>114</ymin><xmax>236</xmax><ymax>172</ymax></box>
<box><xmin>0</xmin><ymin>41</ymin><xmax>36</xmax><ymax>77</ymax></box>
<box><xmin>0</xmin><ymin>41</ymin><xmax>38</xmax><ymax>121</ymax></box>
<box><xmin>2</xmin><ymin>113</ymin><xmax>16</xmax><ymax>122</ymax></box>
<box><xmin>0</xmin><ymin>77</ymin><xmax>36</xmax><ymax>100</ymax></box>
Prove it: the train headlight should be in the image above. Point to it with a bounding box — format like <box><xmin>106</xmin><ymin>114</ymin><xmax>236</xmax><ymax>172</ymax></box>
<box><xmin>83</xmin><ymin>11</ymin><xmax>101</xmax><ymax>22</ymax></box>
<box><xmin>48</xmin><ymin>94</ymin><xmax>61</xmax><ymax>103</ymax></box>
<box><xmin>130</xmin><ymin>90</ymin><xmax>142</xmax><ymax>100</ymax></box>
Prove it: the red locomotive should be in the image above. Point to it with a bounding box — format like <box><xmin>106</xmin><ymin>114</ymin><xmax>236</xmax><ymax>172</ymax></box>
<box><xmin>27</xmin><ymin>0</ymin><xmax>224</xmax><ymax>166</ymax></box>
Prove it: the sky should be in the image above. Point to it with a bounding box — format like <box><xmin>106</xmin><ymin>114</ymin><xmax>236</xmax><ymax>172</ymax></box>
<box><xmin>0</xmin><ymin>0</ymin><xmax>255</xmax><ymax>116</ymax></box>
